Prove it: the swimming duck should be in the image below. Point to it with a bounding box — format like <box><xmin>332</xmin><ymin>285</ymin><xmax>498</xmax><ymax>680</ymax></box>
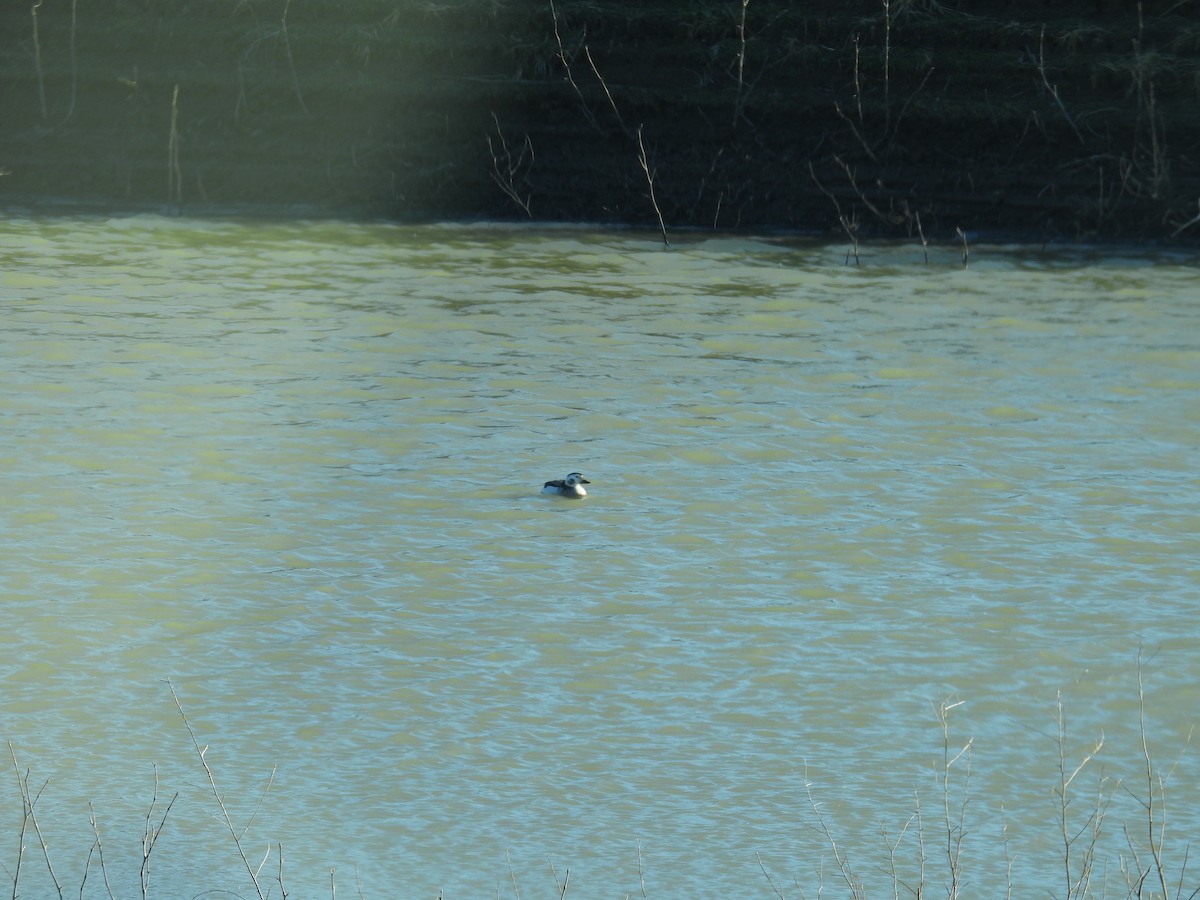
<box><xmin>542</xmin><ymin>472</ymin><xmax>590</xmax><ymax>499</ymax></box>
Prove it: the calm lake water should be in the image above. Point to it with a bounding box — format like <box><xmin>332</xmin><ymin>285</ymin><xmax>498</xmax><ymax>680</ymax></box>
<box><xmin>1</xmin><ymin>215</ymin><xmax>1198</xmax><ymax>898</ymax></box>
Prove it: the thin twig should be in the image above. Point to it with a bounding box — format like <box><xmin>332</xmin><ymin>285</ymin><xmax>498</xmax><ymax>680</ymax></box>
<box><xmin>833</xmin><ymin>154</ymin><xmax>888</xmax><ymax>222</ymax></box>
<box><xmin>1135</xmin><ymin>650</ymin><xmax>1171</xmax><ymax>900</ymax></box>
<box><xmin>486</xmin><ymin>112</ymin><xmax>534</xmax><ymax>216</ymax></box>
<box><xmin>1169</xmin><ymin>197</ymin><xmax>1200</xmax><ymax>236</ymax></box>
<box><xmin>1034</xmin><ymin>27</ymin><xmax>1085</xmax><ymax>144</ymax></box>
<box><xmin>547</xmin><ymin>0</ymin><xmax>604</xmax><ymax>134</ymax></box>
<box><xmin>636</xmin><ymin>125</ymin><xmax>670</xmax><ymax>247</ymax></box>
<box><xmin>280</xmin><ymin>0</ymin><xmax>310</xmax><ymax>115</ymax></box>
<box><xmin>809</xmin><ymin>161</ymin><xmax>860</xmax><ymax>264</ymax></box>
<box><xmin>833</xmin><ymin>102</ymin><xmax>881</xmax><ymax>165</ymax></box>
<box><xmin>239</xmin><ymin>763</ymin><xmax>278</xmax><ymax>842</ymax></box>
<box><xmin>935</xmin><ymin>698</ymin><xmax>971</xmax><ymax>900</ymax></box>
<box><xmin>30</xmin><ymin>0</ymin><xmax>48</xmax><ymax>121</ymax></box>
<box><xmin>278</xmin><ymin>842</ymin><xmax>289</xmax><ymax>900</ymax></box>
<box><xmin>914</xmin><ymin>790</ymin><xmax>927</xmax><ymax>896</ymax></box>
<box><xmin>583</xmin><ymin>46</ymin><xmax>629</xmax><ymax>135</ymax></box>
<box><xmin>878</xmin><ymin>811</ymin><xmax>917</xmax><ymax>900</ymax></box>
<box><xmin>87</xmin><ymin>802</ymin><xmax>116</xmax><ymax>900</ymax></box>
<box><xmin>505</xmin><ymin>849</ymin><xmax>521</xmax><ymax>900</ymax></box>
<box><xmin>1001</xmin><ymin>810</ymin><xmax>1015</xmax><ymax>900</ymax></box>
<box><xmin>882</xmin><ymin>0</ymin><xmax>892</xmax><ymax>128</ymax></box>
<box><xmin>915</xmin><ymin>211</ymin><xmax>929</xmax><ymax>263</ymax></box>
<box><xmin>168</xmin><ymin>677</ymin><xmax>269</xmax><ymax>900</ymax></box>
<box><xmin>1055</xmin><ymin>690</ymin><xmax>1110</xmax><ymax>899</ymax></box>
<box><xmin>140</xmin><ymin>765</ymin><xmax>178</xmax><ymax>900</ymax></box>
<box><xmin>29</xmin><ymin>782</ymin><xmax>62</xmax><ymax>899</ymax></box>
<box><xmin>8</xmin><ymin>748</ymin><xmax>28</xmax><ymax>896</ymax></box>
<box><xmin>167</xmin><ymin>85</ymin><xmax>183</xmax><ymax>212</ymax></box>
<box><xmin>732</xmin><ymin>0</ymin><xmax>750</xmax><ymax>126</ymax></box>
<box><xmin>802</xmin><ymin>768</ymin><xmax>867</xmax><ymax>898</ymax></box>
<box><xmin>8</xmin><ymin>746</ymin><xmax>63</xmax><ymax>900</ymax></box>
<box><xmin>756</xmin><ymin>850</ymin><xmax>787</xmax><ymax>900</ymax></box>
<box><xmin>63</xmin><ymin>0</ymin><xmax>78</xmax><ymax>123</ymax></box>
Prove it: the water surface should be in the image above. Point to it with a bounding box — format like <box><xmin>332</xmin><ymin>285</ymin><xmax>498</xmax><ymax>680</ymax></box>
<box><xmin>1</xmin><ymin>217</ymin><xmax>1197</xmax><ymax>897</ymax></box>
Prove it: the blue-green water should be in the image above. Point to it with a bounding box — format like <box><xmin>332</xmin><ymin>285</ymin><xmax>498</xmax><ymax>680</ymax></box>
<box><xmin>1</xmin><ymin>216</ymin><xmax>1197</xmax><ymax>897</ymax></box>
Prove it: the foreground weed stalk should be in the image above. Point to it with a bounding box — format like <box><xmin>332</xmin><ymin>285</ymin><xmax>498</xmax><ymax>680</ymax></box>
<box><xmin>505</xmin><ymin>847</ymin><xmax>521</xmax><ymax>899</ymax></box>
<box><xmin>8</xmin><ymin>743</ymin><xmax>63</xmax><ymax>899</ymax></box>
<box><xmin>140</xmin><ymin>765</ymin><xmax>178</xmax><ymax>900</ymax></box>
<box><xmin>168</xmin><ymin>676</ymin><xmax>275</xmax><ymax>900</ymax></box>
<box><xmin>878</xmin><ymin>805</ymin><xmax>917</xmax><ymax>899</ymax></box>
<box><xmin>85</xmin><ymin>801</ymin><xmax>116</xmax><ymax>900</ymax></box>
<box><xmin>1120</xmin><ymin>650</ymin><xmax>1197</xmax><ymax>900</ymax></box>
<box><xmin>936</xmin><ymin>699</ymin><xmax>972</xmax><ymax>900</ymax></box>
<box><xmin>803</xmin><ymin>765</ymin><xmax>867</xmax><ymax>899</ymax></box>
<box><xmin>1054</xmin><ymin>691</ymin><xmax>1110</xmax><ymax>900</ymax></box>
<box><xmin>545</xmin><ymin>852</ymin><xmax>570</xmax><ymax>899</ymax></box>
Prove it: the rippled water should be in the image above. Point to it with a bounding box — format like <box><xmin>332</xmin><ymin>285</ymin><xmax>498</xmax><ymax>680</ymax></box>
<box><xmin>1</xmin><ymin>216</ymin><xmax>1197</xmax><ymax>898</ymax></box>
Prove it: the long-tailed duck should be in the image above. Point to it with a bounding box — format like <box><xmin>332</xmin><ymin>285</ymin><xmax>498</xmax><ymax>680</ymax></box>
<box><xmin>542</xmin><ymin>472</ymin><xmax>590</xmax><ymax>499</ymax></box>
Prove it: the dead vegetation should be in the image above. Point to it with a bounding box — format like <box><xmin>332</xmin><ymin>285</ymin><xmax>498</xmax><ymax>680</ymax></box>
<box><xmin>0</xmin><ymin>1</ymin><xmax>1197</xmax><ymax>240</ymax></box>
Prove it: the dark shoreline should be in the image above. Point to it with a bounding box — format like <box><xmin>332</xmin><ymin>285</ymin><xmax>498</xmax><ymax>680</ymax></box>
<box><xmin>3</xmin><ymin>1</ymin><xmax>1199</xmax><ymax>245</ymax></box>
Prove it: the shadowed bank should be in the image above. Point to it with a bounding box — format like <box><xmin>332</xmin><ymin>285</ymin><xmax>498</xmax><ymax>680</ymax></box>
<box><xmin>2</xmin><ymin>2</ymin><xmax>1198</xmax><ymax>236</ymax></box>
